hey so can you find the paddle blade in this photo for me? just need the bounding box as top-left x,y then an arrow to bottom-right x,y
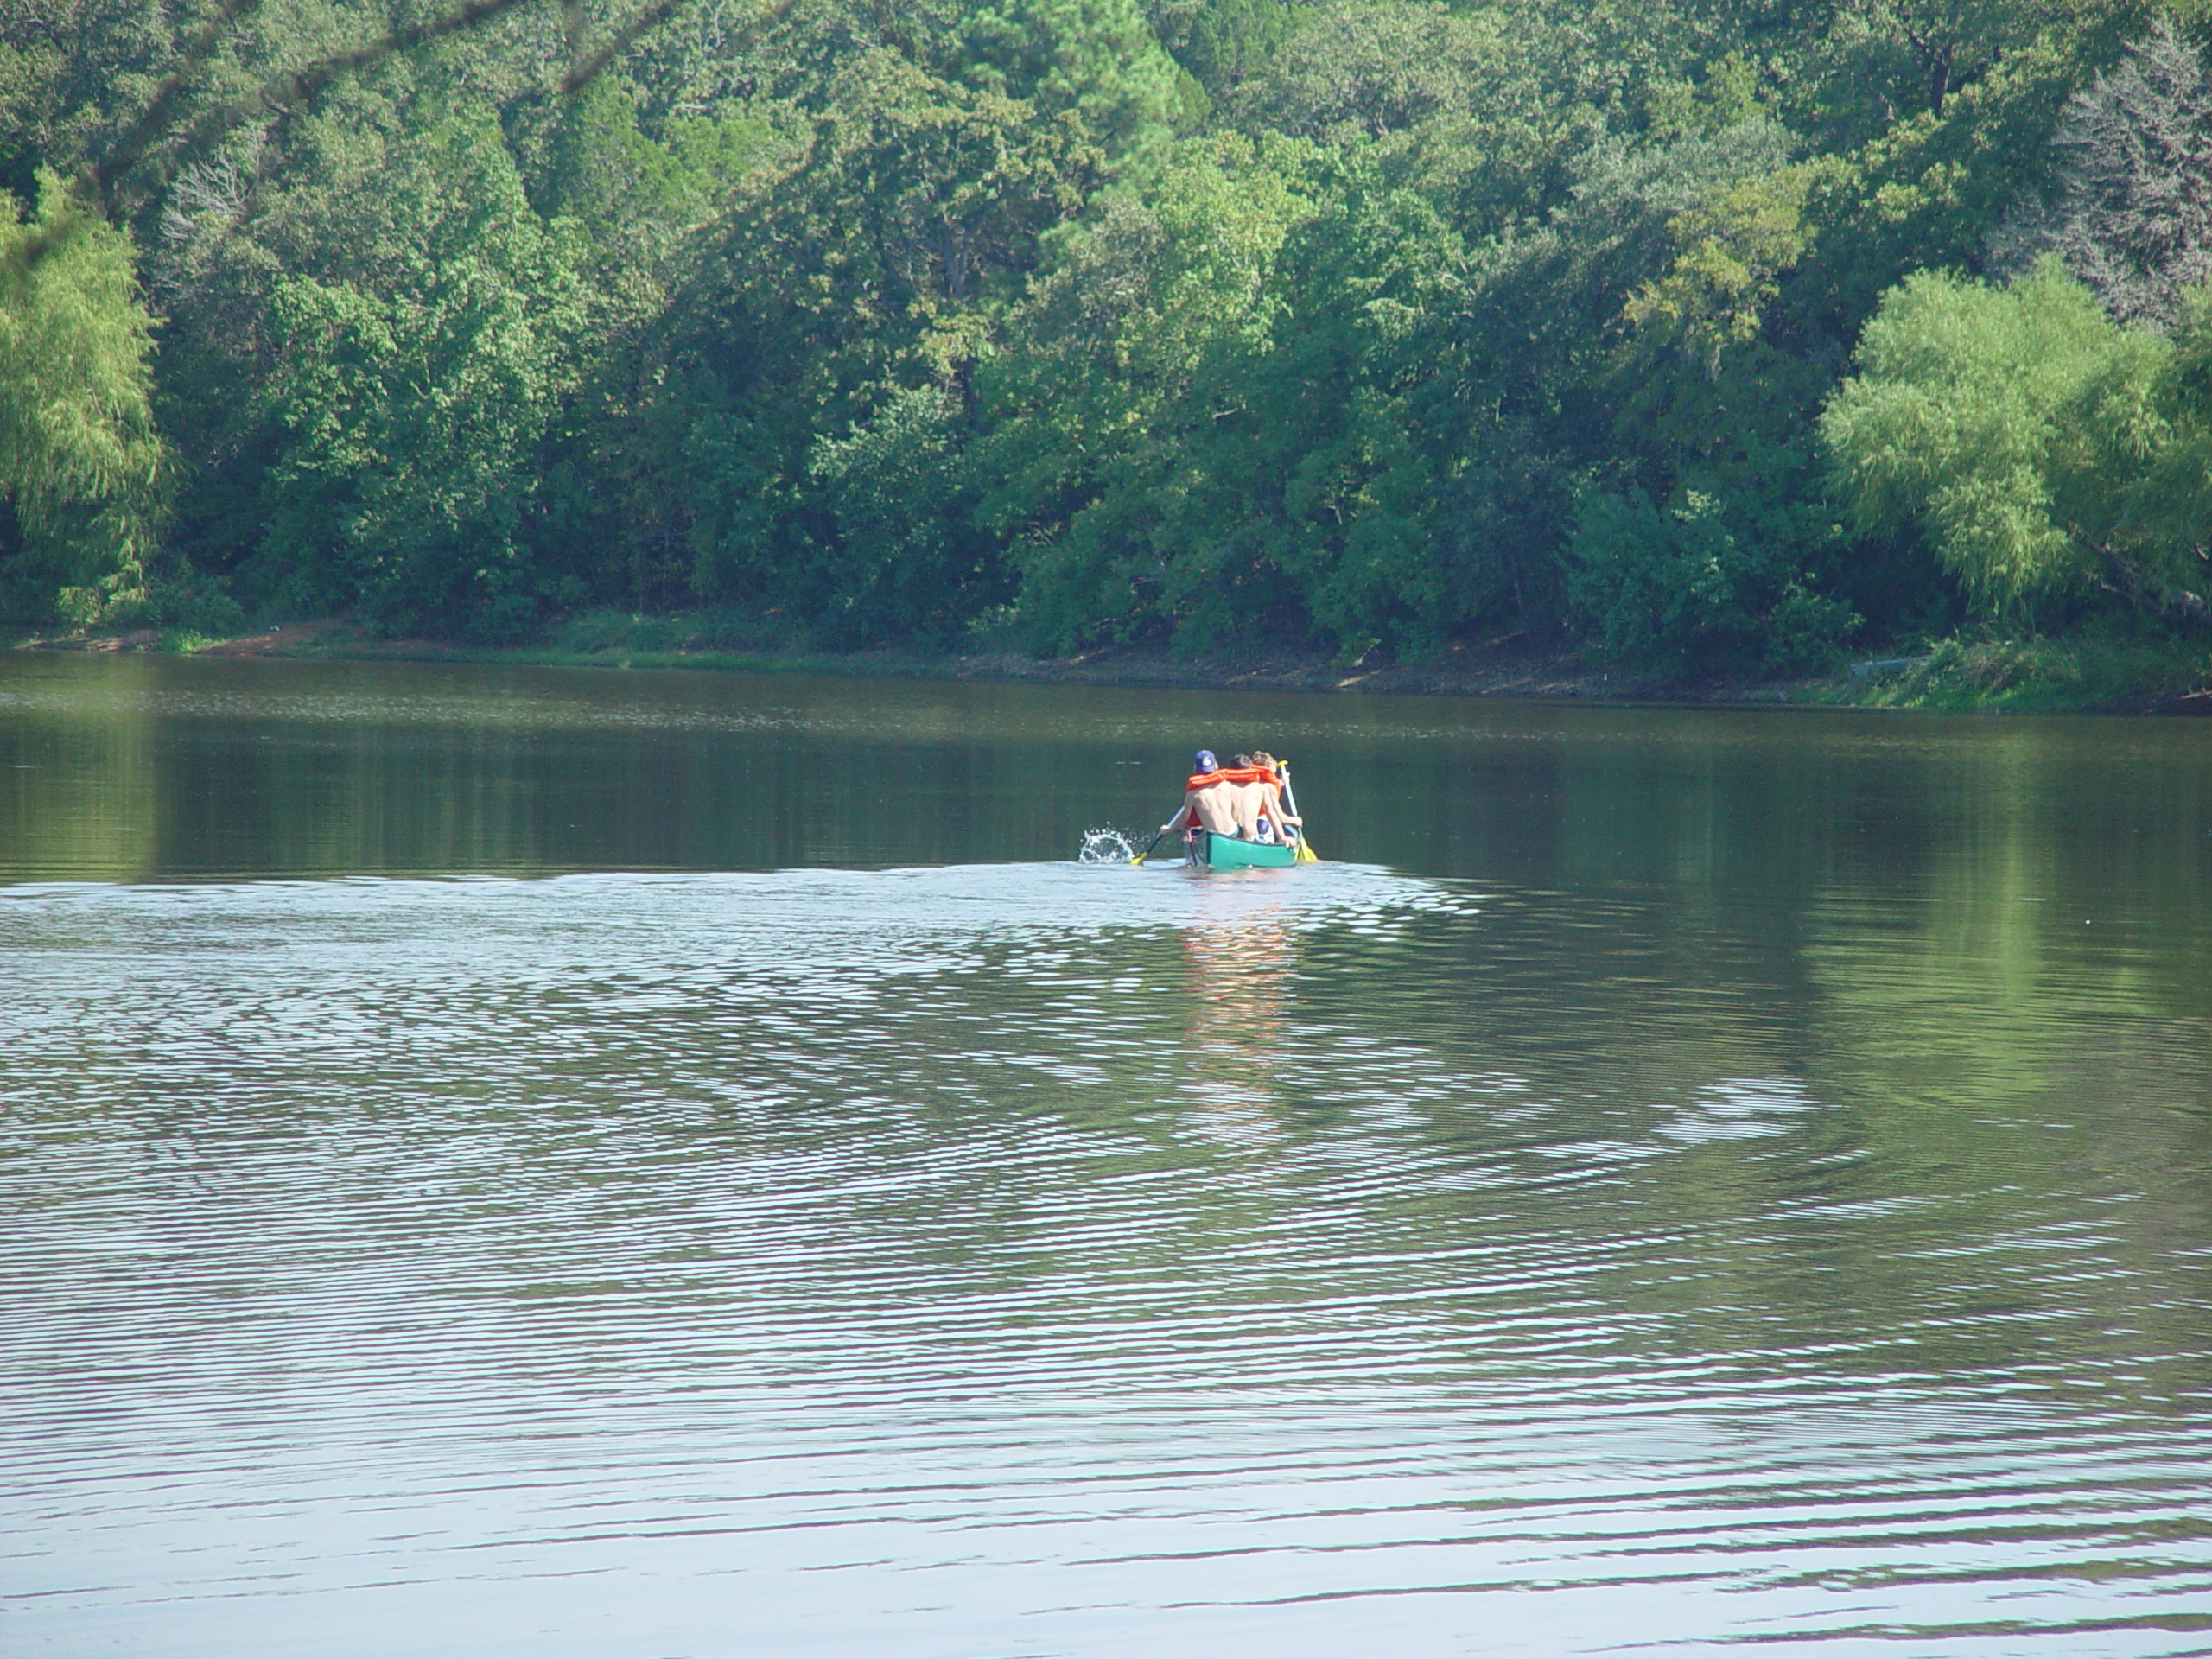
1294,838 -> 1319,863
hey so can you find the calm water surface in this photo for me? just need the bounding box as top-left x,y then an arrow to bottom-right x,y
3,653 -> 2209,1656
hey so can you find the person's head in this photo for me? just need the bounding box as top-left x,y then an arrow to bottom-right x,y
1232,753 -> 1253,769
1193,749 -> 1217,773
1250,750 -> 1277,772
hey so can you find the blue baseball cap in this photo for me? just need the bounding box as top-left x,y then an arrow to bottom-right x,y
1194,749 -> 1217,772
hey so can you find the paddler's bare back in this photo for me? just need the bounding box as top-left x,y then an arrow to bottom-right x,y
1161,749 -> 1300,843
1190,780 -> 1241,835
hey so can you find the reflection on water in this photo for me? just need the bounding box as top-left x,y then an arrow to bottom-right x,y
1181,897 -> 1300,1141
2,654 -> 2210,1657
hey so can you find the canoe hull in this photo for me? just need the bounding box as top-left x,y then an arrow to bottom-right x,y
1195,832 -> 1297,868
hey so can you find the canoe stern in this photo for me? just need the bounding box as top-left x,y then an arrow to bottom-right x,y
1196,832 -> 1298,868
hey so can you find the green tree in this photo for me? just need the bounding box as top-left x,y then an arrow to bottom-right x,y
973,131 -> 1320,652
1820,258 -> 2182,619
964,0 -> 1204,154
652,42 -> 1114,632
1143,0 -> 1296,103
2119,285 -> 2212,559
806,383 -> 989,645
0,172 -> 164,623
1856,0 -> 2076,116
248,112 -> 589,638
1565,488 -> 1859,673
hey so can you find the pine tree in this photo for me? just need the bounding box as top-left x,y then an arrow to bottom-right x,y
1994,18 -> 2212,331
963,0 -> 1200,165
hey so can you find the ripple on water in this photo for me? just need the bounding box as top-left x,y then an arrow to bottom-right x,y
2,867 -> 2209,1658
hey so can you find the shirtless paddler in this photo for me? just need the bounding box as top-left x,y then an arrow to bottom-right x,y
1241,751 -> 1300,842
1161,750 -> 1243,846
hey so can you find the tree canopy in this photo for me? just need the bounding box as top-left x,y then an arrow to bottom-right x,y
5,0 -> 2210,670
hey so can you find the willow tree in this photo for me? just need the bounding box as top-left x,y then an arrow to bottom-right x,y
0,173 -> 164,624
1820,259 -> 2200,623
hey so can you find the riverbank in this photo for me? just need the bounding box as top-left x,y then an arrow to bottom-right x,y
197,619 -> 1704,702
11,613 -> 2212,713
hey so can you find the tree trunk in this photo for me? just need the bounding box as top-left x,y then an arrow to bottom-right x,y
1901,24 -> 1957,118
2101,547 -> 2212,628
1929,42 -> 1955,115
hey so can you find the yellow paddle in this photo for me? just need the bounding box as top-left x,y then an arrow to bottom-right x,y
1128,826 -> 1169,866
1281,766 -> 1319,862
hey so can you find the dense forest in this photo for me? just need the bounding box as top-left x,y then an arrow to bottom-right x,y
6,0 -> 2212,675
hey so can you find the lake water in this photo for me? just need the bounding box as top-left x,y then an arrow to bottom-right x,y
3,652 -> 2209,1657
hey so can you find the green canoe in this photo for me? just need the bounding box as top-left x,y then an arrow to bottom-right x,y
1194,831 -> 1297,868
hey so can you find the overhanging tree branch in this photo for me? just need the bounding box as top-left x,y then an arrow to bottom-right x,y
101,0 -> 540,213
94,0 -> 273,200
7,0 -> 691,278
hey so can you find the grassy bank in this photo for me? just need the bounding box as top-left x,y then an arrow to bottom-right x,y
13,610 -> 2212,714
1805,629 -> 2212,714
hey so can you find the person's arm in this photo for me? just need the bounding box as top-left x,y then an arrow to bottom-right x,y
1162,793 -> 1195,834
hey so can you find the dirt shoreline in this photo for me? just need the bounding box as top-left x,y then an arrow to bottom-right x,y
16,618 -> 2212,713
17,620 -> 1812,704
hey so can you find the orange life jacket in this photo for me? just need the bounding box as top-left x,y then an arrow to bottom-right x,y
1186,766 -> 1279,791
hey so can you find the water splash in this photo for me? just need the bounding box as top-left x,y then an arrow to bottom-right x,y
1077,826 -> 1138,863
